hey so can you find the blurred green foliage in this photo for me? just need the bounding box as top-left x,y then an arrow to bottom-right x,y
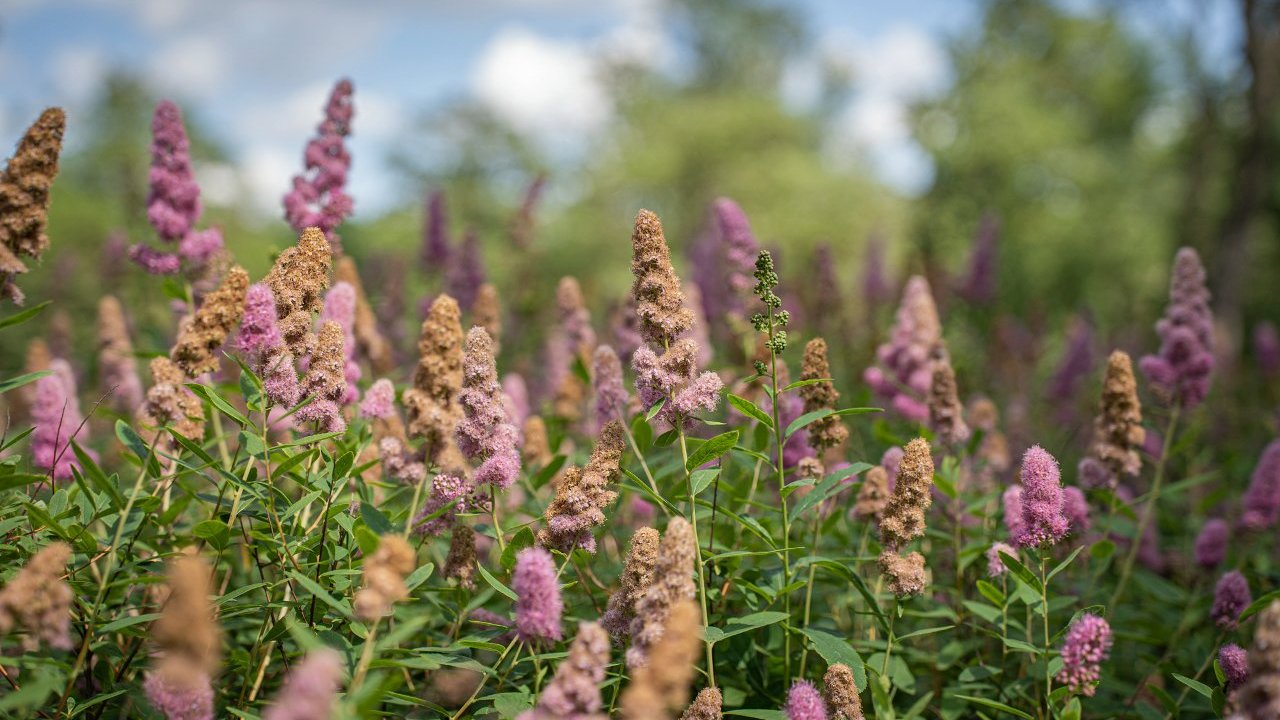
7,0 -> 1278,393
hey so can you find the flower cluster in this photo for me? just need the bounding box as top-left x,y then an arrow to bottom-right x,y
283,79 -> 354,251
1078,351 -> 1145,489
0,107 -> 65,304
864,276 -> 942,422
513,547 -> 563,643
1139,247 -> 1214,408
1055,613 -> 1112,696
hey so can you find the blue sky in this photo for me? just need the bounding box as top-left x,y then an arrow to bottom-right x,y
0,0 -> 1241,218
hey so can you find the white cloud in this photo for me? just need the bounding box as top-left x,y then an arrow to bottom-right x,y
50,46 -> 108,106
472,27 -> 611,142
147,35 -> 230,100
817,24 -> 950,196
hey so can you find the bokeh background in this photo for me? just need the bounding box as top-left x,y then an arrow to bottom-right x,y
1,0 -> 1276,449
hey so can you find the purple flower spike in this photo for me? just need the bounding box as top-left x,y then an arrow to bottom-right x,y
128,243 -> 182,275
1254,321 -> 1280,376
1219,643 -> 1249,690
513,547 -> 563,643
1212,571 -> 1251,631
689,197 -> 760,329
263,648 -> 343,720
283,79 -> 354,250
863,276 -> 941,422
1240,440 -> 1280,530
237,283 -> 282,364
1056,613 -> 1112,696
784,680 -> 829,720
420,189 -> 450,271
1194,518 -> 1229,569
1139,247 -> 1214,409
956,211 -> 999,304
1012,446 -> 1069,549
359,379 -> 396,420
321,281 -> 361,405
444,229 -> 486,311
1063,486 -> 1090,534
146,100 -> 201,243
861,231 -> 892,305
32,359 -> 94,482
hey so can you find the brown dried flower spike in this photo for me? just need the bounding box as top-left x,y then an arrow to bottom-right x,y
823,663 -> 865,720
928,350 -> 970,447
354,535 -> 417,621
538,420 -> 625,553
0,541 -> 73,651
799,337 -> 848,452
0,108 -> 66,305
402,294 -> 465,464
171,266 -> 250,377
620,600 -> 703,720
266,226 -> 333,357
878,437 -> 935,549
1080,350 -> 1145,489
631,209 -> 693,348
601,526 -> 660,638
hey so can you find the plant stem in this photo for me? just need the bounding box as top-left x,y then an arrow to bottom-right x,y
797,512 -> 823,677
767,331 -> 792,680
1040,550 -> 1053,718
679,425 -> 716,688
1110,405 -> 1181,610
350,620 -> 382,692
449,637 -> 521,720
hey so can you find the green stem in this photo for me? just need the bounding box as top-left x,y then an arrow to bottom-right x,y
797,513 -> 823,678
350,621 -> 382,692
449,637 -> 521,720
1110,406 -> 1181,610
768,338 -> 792,680
1164,631 -> 1225,719
1040,551 -> 1053,718
679,426 -> 716,688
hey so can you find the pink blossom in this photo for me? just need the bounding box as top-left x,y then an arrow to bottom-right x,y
263,648 -> 343,720
31,360 -> 93,481
1055,614 -> 1112,696
144,671 -> 214,720
359,379 -> 396,420
283,79 -> 354,250
784,680 -> 828,720
513,547 -> 562,643
1012,446 -> 1069,548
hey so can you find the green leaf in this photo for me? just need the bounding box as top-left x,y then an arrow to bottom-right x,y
704,611 -> 789,644
0,472 -> 47,492
1047,546 -> 1084,583
288,570 -> 352,620
801,628 -> 866,691
115,419 -> 160,476
954,695 -> 1034,719
490,691 -> 535,719
0,370 -> 51,395
501,527 -> 536,570
784,407 -> 881,440
896,624 -> 955,641
98,612 -> 162,634
726,393 -> 773,428
1172,673 -> 1213,699
645,398 -> 666,421
976,579 -> 1006,607
781,377 -> 831,392
0,300 -> 50,331
685,430 -> 739,471
185,383 -> 251,426
1000,637 -> 1040,654
791,463 -> 871,517
1240,589 -> 1280,622
998,551 -> 1042,594
192,519 -> 230,549
689,468 -> 718,498
477,562 -> 518,602
725,712 -> 786,720
360,503 -> 393,535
